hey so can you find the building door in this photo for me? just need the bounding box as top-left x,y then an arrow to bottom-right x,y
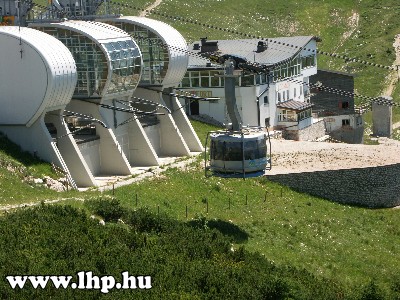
190,100 -> 199,115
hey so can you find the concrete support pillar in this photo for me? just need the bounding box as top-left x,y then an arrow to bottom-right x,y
372,96 -> 393,137
127,119 -> 160,166
163,92 -> 204,152
133,88 -> 191,157
46,110 -> 97,187
66,100 -> 132,176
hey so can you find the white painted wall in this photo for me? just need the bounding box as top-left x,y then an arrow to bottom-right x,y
0,27 -> 76,126
324,115 -> 362,132
77,140 -> 101,176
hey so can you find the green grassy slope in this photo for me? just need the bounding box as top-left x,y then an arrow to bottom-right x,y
144,0 -> 399,103
0,133 -> 81,205
1,124 -> 399,296
93,166 -> 400,290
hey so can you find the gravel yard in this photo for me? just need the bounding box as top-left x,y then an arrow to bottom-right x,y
268,137 -> 400,175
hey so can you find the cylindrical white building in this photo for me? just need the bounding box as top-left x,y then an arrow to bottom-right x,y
0,26 -> 80,187
0,26 -> 77,126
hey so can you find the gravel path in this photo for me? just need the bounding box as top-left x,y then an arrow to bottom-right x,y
268,138 -> 400,175
139,0 -> 162,17
382,34 -> 400,96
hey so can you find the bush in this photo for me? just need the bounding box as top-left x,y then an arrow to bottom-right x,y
0,204 -> 392,299
85,198 -> 126,222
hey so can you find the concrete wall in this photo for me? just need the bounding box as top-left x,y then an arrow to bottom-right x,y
329,126 -> 364,144
163,93 -> 203,152
372,99 -> 392,137
266,164 -> 400,208
77,140 -> 101,176
66,100 -> 131,176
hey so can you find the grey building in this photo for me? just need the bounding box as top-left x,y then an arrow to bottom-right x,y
310,69 -> 364,143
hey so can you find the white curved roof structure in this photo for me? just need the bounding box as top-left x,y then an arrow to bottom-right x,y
100,16 -> 189,88
51,20 -> 133,42
0,26 -> 77,126
29,20 -> 143,100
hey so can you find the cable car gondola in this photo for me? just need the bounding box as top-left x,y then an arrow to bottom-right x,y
205,127 -> 271,178
204,59 -> 271,178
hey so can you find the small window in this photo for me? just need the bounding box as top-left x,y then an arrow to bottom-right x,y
342,119 -> 350,126
278,93 -> 281,102
265,118 -> 270,127
294,88 -> 297,98
286,90 -> 289,100
342,101 -> 349,109
263,96 -> 269,105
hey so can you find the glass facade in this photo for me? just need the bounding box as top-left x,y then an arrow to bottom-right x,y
110,22 -> 169,86
297,108 -> 312,121
270,54 -> 316,82
301,55 -> 316,69
36,27 -> 141,97
104,40 -> 141,94
181,54 -> 315,87
278,108 -> 311,122
271,56 -> 302,82
278,109 -> 297,122
179,70 -> 268,88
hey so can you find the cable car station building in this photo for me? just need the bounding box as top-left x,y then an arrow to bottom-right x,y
0,1 -> 203,188
179,37 -> 326,141
97,16 -> 203,162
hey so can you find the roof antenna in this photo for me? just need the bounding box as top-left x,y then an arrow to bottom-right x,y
15,0 -> 23,58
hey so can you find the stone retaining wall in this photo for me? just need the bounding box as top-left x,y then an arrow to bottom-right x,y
266,163 -> 400,208
283,120 -> 326,141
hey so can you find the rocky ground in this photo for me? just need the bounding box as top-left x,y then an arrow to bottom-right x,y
268,137 -> 400,175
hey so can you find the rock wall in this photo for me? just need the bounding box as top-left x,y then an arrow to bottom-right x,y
283,120 -> 326,141
266,163 -> 400,208
329,126 -> 364,144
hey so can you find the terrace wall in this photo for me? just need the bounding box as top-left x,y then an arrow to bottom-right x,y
266,163 -> 400,208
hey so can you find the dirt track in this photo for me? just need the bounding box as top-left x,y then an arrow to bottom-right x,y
139,0 -> 162,17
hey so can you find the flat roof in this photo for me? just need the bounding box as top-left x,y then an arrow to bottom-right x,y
188,36 -> 318,69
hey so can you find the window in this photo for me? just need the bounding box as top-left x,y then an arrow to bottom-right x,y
111,22 -> 169,86
278,109 -> 297,122
210,71 -> 221,87
181,77 -> 190,87
342,101 -> 349,109
298,109 -> 312,121
294,88 -> 297,98
265,118 -> 270,127
200,71 -> 210,87
342,119 -> 350,126
241,75 -> 255,86
263,96 -> 269,105
301,55 -> 316,69
256,73 -> 267,85
280,90 -> 289,101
